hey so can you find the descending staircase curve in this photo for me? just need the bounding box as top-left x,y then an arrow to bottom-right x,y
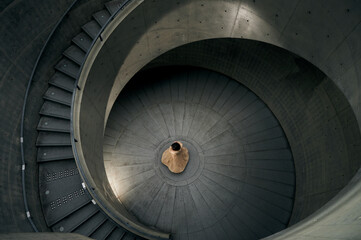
35,1 -> 149,239
3,0 -> 360,239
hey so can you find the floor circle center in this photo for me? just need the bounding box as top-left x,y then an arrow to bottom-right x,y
155,137 -> 204,186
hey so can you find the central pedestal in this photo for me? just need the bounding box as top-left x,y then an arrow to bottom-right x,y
154,137 -> 204,186
161,141 -> 189,173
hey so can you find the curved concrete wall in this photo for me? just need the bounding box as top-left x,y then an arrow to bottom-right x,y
73,0 -> 361,238
1,0 -> 361,239
143,38 -> 361,224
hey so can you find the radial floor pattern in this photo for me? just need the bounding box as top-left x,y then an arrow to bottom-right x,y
103,67 -> 295,240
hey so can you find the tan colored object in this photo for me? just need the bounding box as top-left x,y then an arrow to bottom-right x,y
161,141 -> 189,173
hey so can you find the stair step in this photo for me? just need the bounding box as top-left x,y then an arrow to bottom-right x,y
39,159 -> 89,226
49,72 -> 75,92
123,233 -> 140,240
55,58 -> 79,79
37,146 -> 74,162
40,101 -> 70,119
104,227 -> 126,240
38,117 -> 70,133
72,32 -> 92,52
36,132 -> 71,146
73,211 -> 107,236
105,0 -> 128,15
63,45 -> 86,65
82,20 -> 101,39
90,221 -> 116,240
93,10 -> 111,27
52,202 -> 98,233
44,86 -> 72,106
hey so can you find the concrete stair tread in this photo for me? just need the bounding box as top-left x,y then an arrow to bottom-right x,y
51,202 -> 98,233
82,20 -> 101,39
43,86 -> 72,106
63,45 -> 86,65
93,10 -> 111,27
37,116 -> 70,133
105,227 -> 126,240
37,146 -> 74,162
105,0 -> 128,15
73,211 -> 107,236
36,132 -> 71,146
55,58 -> 79,79
72,32 -> 92,52
89,220 -> 116,240
40,101 -> 70,119
49,72 -> 75,92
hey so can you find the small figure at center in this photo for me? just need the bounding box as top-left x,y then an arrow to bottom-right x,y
161,141 -> 189,173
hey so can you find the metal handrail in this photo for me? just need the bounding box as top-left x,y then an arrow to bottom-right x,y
70,1 -> 169,239
20,0 -> 79,232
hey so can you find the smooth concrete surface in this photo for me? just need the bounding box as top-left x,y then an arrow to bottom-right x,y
143,38 -> 361,225
74,1 -> 361,238
104,67 -> 295,240
0,0 -> 361,239
264,166 -> 361,240
77,33 -> 360,224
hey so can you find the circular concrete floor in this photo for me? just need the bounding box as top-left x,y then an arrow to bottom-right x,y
103,67 -> 295,240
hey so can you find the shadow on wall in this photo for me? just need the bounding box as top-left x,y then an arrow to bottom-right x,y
143,38 -> 361,225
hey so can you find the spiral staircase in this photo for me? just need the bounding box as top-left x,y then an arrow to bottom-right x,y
36,1 -> 145,239
1,0 -> 361,240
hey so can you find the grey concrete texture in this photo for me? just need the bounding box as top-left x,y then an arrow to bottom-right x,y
103,67 -> 295,239
0,0 -> 123,233
145,38 -> 361,226
0,233 -> 93,240
0,0 -> 361,239
74,0 -> 361,237
79,32 -> 361,236
0,0 -> 74,232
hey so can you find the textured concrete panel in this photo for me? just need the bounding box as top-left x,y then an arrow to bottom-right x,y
104,67 -> 295,239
